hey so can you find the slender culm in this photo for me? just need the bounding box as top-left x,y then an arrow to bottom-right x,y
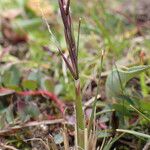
58,0 -> 85,149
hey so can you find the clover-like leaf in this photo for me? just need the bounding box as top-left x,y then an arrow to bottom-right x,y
105,65 -> 150,99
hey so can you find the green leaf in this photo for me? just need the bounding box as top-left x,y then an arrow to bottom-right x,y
28,70 -> 43,84
140,73 -> 148,96
6,85 -> 22,91
0,113 -> 6,129
17,100 -> 39,121
25,102 -> 40,118
112,104 -> 130,116
116,129 -> 150,139
28,70 -> 40,80
6,106 -> 14,124
22,80 -> 38,90
103,133 -> 124,150
2,65 -> 21,87
117,95 -> 135,105
140,98 -> 150,112
40,78 -> 54,92
105,65 -> 150,99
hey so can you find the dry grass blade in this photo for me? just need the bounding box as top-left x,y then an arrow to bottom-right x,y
0,142 -> 18,150
25,138 -> 50,150
48,135 -> 58,150
62,125 -> 69,150
143,141 -> 150,150
87,131 -> 97,150
0,119 -> 65,136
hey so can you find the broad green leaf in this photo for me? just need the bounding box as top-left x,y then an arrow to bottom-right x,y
140,98 -> 150,112
6,85 -> 22,91
0,113 -> 6,129
40,78 -> 54,92
22,80 -> 38,90
112,104 -> 130,116
17,100 -> 39,122
0,102 -> 5,113
117,95 -> 135,105
28,70 -> 43,84
2,65 -> 21,87
25,102 -> 39,118
105,65 -> 150,99
6,106 -> 14,124
2,71 -> 12,86
9,65 -> 21,85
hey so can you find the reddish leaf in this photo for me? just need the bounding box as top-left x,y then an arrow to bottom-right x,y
0,88 -> 15,96
17,90 -> 65,113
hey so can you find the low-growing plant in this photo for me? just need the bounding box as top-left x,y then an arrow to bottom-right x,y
48,0 -> 86,149
46,0 -> 150,149
44,0 -> 104,149
0,0 -> 150,149
57,0 -> 91,149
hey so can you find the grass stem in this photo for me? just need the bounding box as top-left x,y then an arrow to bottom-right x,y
74,79 -> 85,149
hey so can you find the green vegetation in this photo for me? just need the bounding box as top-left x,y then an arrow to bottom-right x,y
0,0 -> 150,149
